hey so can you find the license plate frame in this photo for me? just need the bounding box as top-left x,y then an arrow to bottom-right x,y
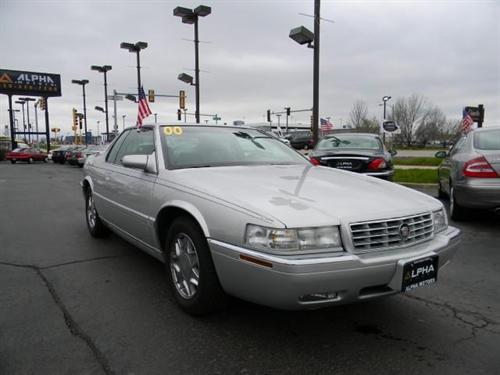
401,255 -> 439,292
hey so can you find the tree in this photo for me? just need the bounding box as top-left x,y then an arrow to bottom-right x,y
390,94 -> 428,146
415,106 -> 446,146
349,100 -> 368,129
437,119 -> 462,147
358,116 -> 380,134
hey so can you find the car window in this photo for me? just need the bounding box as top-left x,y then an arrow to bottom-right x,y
316,135 -> 382,150
106,130 -> 131,163
474,130 -> 500,150
114,128 -> 155,165
450,136 -> 467,155
161,126 -> 307,169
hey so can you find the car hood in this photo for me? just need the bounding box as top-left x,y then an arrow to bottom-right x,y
163,164 -> 441,228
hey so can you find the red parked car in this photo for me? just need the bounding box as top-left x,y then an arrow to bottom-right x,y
6,148 -> 48,164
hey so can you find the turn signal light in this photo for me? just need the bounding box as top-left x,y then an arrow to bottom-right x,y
463,156 -> 498,178
310,157 -> 321,166
367,158 -> 386,171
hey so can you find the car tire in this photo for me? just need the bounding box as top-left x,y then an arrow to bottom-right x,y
450,185 -> 466,221
43,158 -> 48,163
85,189 -> 109,238
164,216 -> 227,315
10,160 -> 16,164
28,157 -> 33,164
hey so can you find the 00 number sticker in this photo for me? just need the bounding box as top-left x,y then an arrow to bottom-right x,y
163,126 -> 183,136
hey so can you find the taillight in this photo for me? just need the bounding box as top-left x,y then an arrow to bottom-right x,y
463,156 -> 498,178
76,152 -> 82,158
310,157 -> 321,166
367,158 -> 386,171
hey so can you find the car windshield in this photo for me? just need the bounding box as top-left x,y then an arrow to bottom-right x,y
160,126 -> 307,169
316,134 -> 382,150
12,148 -> 28,152
474,129 -> 500,150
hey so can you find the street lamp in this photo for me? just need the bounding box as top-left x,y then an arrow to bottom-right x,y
91,65 -> 112,142
289,0 -> 321,146
173,4 -> 212,124
122,114 -> 126,130
120,41 -> 148,103
382,96 -> 391,119
19,97 -> 36,143
96,120 -> 100,144
125,94 -> 137,103
95,106 -> 105,113
15,100 -> 26,141
72,79 -> 89,146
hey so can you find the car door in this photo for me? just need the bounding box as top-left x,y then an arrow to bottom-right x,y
445,135 -> 468,193
98,127 -> 158,247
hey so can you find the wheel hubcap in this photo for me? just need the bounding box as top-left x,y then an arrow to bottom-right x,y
170,233 -> 200,300
87,194 -> 97,228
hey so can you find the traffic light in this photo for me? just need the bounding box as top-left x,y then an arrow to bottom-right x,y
148,89 -> 155,103
39,98 -> 46,110
177,109 -> 182,121
267,110 -> 271,122
286,107 -> 291,116
72,108 -> 78,131
179,90 -> 186,110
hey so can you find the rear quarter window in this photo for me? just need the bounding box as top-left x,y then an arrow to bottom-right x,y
474,130 -> 500,150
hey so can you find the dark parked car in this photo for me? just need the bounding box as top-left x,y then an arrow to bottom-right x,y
66,146 -> 86,166
436,127 -> 500,220
6,148 -> 48,164
309,133 -> 396,180
286,131 -> 313,149
51,146 -> 73,164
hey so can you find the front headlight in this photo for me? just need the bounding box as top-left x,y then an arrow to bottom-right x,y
245,224 -> 343,254
433,208 -> 448,233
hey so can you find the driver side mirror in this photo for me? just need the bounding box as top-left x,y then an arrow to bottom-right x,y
435,150 -> 447,159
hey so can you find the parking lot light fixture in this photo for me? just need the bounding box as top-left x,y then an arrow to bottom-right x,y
72,79 -> 89,146
120,41 -> 148,102
173,4 -> 212,124
178,73 -> 194,85
95,106 -> 105,113
289,26 -> 314,47
91,65 -> 112,142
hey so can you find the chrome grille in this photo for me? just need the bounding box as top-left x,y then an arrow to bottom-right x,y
350,213 -> 433,253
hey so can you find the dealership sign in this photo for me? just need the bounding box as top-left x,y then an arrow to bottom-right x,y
0,69 -> 62,97
382,120 -> 399,133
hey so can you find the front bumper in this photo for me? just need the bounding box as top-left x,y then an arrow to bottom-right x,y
209,226 -> 461,310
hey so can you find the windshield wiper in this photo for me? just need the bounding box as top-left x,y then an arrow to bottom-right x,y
234,131 -> 265,149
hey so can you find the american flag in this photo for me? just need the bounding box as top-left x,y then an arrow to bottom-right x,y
137,86 -> 152,128
462,108 -> 474,133
320,118 -> 333,133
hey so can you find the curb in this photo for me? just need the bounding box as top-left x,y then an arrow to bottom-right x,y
397,182 -> 438,188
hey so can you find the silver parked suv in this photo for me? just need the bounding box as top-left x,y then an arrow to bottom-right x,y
436,127 -> 500,220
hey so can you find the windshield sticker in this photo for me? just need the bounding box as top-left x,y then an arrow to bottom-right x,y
164,126 -> 183,136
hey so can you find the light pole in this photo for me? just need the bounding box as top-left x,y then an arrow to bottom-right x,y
120,41 -> 148,104
72,79 -> 89,146
91,65 -> 112,143
174,5 -> 212,124
19,97 -> 36,143
96,121 -> 100,144
15,100 -> 26,142
289,0 -> 321,146
382,95 -> 391,143
154,113 -> 158,123
122,114 -> 126,130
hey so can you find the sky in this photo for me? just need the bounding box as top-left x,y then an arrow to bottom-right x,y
1,0 -> 499,137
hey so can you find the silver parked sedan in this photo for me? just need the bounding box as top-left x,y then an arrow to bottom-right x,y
436,127 -> 500,220
82,124 -> 461,315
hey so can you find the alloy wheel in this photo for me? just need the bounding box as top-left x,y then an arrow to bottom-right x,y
170,233 -> 200,300
87,194 -> 97,229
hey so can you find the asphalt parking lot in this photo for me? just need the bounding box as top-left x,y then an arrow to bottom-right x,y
1,162 -> 499,375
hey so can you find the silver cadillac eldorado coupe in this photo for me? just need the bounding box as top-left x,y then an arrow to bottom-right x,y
82,124 -> 461,315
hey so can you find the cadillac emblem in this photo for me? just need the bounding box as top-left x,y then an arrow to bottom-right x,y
399,224 -> 410,241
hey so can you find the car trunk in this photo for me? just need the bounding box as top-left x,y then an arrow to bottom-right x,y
313,151 -> 384,173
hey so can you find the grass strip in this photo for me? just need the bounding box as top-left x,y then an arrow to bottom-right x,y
393,168 -> 438,184
394,157 -> 442,166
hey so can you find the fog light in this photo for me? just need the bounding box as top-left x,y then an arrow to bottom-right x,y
299,292 -> 339,303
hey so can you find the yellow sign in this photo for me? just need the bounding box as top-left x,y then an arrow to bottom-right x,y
163,126 -> 183,136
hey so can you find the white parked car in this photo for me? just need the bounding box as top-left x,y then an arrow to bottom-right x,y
82,124 -> 461,315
